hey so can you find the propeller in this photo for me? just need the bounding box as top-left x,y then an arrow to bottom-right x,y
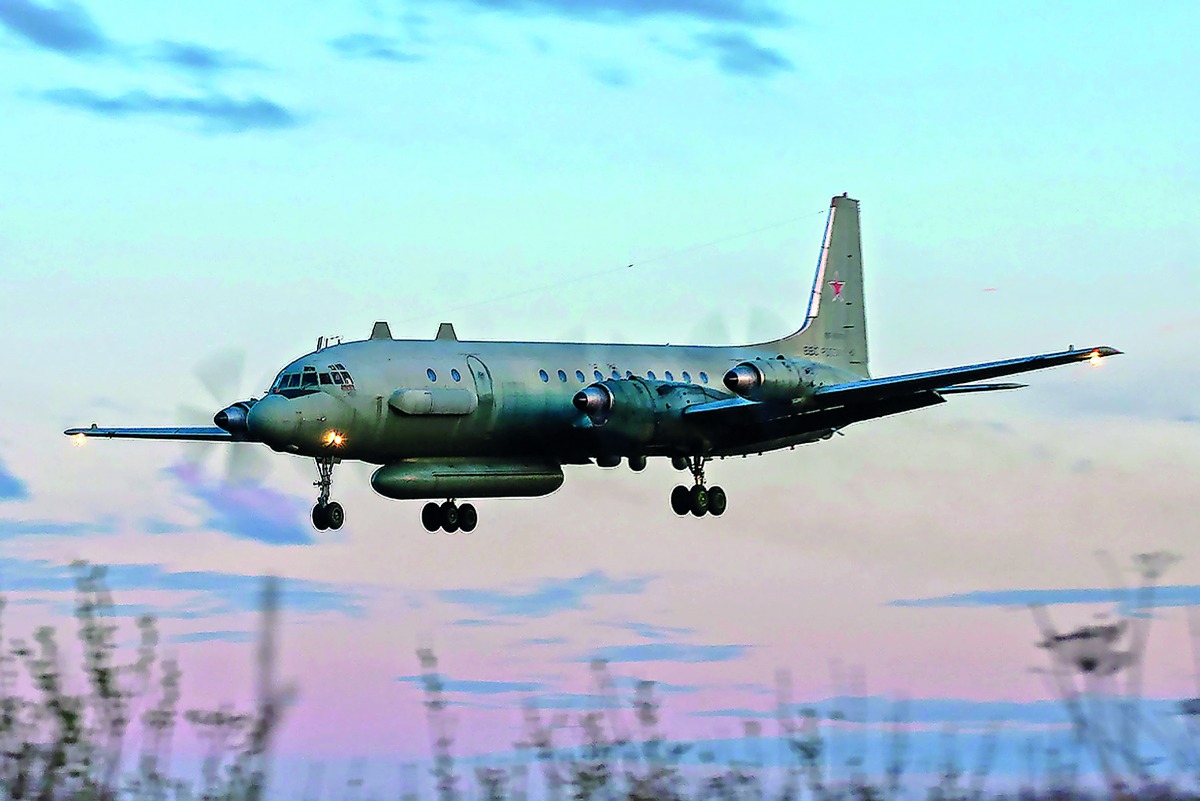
179,347 -> 273,484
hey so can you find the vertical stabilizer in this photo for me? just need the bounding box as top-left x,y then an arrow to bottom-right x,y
768,194 -> 869,378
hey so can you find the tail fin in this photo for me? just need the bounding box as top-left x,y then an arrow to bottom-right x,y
768,193 -> 869,378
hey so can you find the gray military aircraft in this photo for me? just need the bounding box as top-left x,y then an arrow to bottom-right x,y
66,194 -> 1119,533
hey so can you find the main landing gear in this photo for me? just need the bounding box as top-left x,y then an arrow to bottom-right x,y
311,456 -> 345,531
670,456 -> 727,518
422,500 -> 477,534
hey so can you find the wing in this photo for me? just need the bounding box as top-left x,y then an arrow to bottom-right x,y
809,346 -> 1119,407
65,425 -> 234,442
684,345 -> 1120,428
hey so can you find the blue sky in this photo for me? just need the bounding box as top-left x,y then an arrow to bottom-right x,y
0,0 -> 1198,794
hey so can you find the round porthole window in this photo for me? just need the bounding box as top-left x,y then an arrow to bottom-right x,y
557,370 -> 567,382
451,368 -> 461,382
665,371 -> 674,381
699,371 -> 708,384
647,370 -> 656,380
539,369 -> 549,382
426,368 -> 437,382
682,371 -> 691,383
576,370 -> 586,382
594,370 -> 603,382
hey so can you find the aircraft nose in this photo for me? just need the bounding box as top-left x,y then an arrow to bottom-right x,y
246,394 -> 296,449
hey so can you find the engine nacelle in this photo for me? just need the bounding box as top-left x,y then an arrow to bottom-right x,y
573,378 -> 724,448
213,399 -> 258,440
723,358 -> 813,403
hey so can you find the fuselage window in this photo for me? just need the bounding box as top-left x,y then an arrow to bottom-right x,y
682,371 -> 691,383
319,373 -> 332,385
625,370 -> 634,379
699,371 -> 709,384
594,370 -> 603,382
664,371 -> 674,381
539,369 -> 549,383
451,368 -> 461,382
427,368 -> 437,382
557,370 -> 567,382
647,370 -> 656,380
576,370 -> 585,383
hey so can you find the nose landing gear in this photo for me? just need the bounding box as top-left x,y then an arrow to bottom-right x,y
422,500 -> 477,533
311,456 -> 345,531
670,456 -> 726,518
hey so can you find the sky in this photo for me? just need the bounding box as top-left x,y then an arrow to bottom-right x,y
1,0 -> 1198,796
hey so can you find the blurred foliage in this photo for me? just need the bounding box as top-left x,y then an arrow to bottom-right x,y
0,563 -> 1196,800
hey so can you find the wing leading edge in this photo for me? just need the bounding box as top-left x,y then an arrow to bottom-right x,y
65,425 -> 235,442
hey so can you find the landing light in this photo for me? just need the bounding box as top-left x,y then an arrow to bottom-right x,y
323,430 -> 346,448
1089,349 -> 1102,366
72,433 -> 86,447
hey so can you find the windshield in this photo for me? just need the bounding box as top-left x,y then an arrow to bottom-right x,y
270,363 -> 356,398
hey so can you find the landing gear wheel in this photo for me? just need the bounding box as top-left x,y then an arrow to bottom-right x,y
325,501 -> 345,530
312,503 -> 330,531
421,502 -> 441,532
707,486 -> 727,517
670,485 -> 691,516
458,503 -> 478,533
689,484 -> 709,517
628,455 -> 647,472
671,456 -> 689,471
440,501 -> 460,533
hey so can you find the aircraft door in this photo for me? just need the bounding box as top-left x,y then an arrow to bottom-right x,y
466,355 -> 494,422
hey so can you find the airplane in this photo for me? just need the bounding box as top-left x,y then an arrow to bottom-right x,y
66,194 -> 1120,533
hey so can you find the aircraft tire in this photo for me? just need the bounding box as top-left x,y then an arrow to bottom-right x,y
670,485 -> 691,516
440,501 -> 460,533
689,485 -> 709,517
311,503 -> 330,531
458,503 -> 478,533
628,455 -> 647,472
708,486 -> 727,516
421,502 -> 441,532
671,456 -> 689,471
326,501 -> 345,530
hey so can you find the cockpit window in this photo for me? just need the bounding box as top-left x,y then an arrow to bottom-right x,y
285,374 -> 300,389
331,372 -> 344,385
301,369 -> 318,389
319,373 -> 332,385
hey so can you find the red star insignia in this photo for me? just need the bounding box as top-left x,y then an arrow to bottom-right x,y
829,279 -> 846,300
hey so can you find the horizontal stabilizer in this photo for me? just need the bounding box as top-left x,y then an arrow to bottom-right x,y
65,426 -> 234,442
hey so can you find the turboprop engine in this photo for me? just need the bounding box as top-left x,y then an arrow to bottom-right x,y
723,358 -> 814,404
572,378 -> 724,448
213,399 -> 259,440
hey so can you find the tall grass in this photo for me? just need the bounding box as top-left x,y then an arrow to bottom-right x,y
0,562 -> 1196,800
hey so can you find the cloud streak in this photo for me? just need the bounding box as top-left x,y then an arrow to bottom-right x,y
150,40 -> 260,74
890,584 -> 1200,612
0,517 -> 115,538
397,675 -> 547,695
0,0 -> 109,55
164,462 -> 312,542
40,89 -> 301,134
438,570 -> 652,618
694,31 -> 792,77
328,34 -> 421,63
0,458 -> 29,501
447,0 -> 786,26
0,557 -> 363,617
580,642 -> 748,663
